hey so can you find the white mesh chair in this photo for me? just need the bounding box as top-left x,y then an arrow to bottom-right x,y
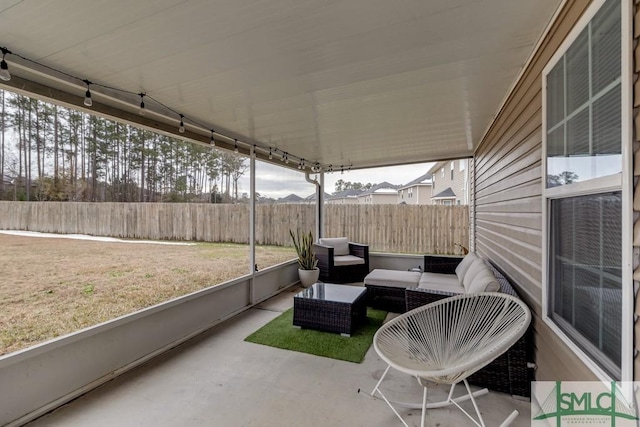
370,292 -> 531,427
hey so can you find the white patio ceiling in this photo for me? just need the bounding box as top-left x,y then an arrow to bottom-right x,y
0,0 -> 561,170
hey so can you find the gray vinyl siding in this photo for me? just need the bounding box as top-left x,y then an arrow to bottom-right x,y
473,0 -> 597,381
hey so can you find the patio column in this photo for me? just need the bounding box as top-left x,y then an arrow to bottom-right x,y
249,145 -> 256,304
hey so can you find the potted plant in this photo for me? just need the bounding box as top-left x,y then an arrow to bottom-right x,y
289,228 -> 319,287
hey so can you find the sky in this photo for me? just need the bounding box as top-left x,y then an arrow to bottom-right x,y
239,161 -> 435,200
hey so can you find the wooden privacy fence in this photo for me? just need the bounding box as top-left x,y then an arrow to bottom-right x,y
0,202 -> 468,254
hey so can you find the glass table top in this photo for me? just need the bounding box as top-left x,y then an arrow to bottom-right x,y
294,283 -> 366,304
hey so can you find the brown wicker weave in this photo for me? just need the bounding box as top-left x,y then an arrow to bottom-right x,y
293,284 -> 367,336
365,284 -> 407,313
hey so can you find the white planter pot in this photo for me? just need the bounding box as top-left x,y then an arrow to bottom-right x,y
298,268 -> 320,287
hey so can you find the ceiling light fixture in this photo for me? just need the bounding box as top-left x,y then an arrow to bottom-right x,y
0,47 -> 11,81
83,80 -> 93,107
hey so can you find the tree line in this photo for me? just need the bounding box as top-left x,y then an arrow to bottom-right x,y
0,90 -> 248,203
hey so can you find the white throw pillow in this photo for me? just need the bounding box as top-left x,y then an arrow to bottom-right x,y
467,269 -> 500,293
462,259 -> 488,293
319,237 -> 350,256
454,252 -> 478,284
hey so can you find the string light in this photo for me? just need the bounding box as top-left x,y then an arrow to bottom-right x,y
234,139 -> 239,153
297,161 -> 302,170
83,80 -> 93,107
341,165 -> 344,174
0,47 -> 11,81
138,93 -> 146,116
0,45 -> 333,172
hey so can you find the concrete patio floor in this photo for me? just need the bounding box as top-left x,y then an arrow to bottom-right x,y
27,285 -> 532,427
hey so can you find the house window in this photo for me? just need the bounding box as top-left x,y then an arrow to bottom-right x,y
450,162 -> 454,180
543,0 -> 627,380
549,192 -> 622,376
546,0 -> 622,187
459,159 -> 466,171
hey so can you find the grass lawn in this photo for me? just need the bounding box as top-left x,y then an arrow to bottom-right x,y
0,234 -> 295,356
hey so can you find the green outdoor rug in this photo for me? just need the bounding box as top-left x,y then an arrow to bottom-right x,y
244,308 -> 387,363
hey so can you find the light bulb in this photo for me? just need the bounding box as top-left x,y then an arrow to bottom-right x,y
84,89 -> 92,107
210,131 -> 215,146
234,140 -> 239,153
0,59 -> 10,81
178,115 -> 185,133
269,149 -> 273,160
138,94 -> 146,116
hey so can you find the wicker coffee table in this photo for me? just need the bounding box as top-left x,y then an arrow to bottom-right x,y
293,283 -> 367,336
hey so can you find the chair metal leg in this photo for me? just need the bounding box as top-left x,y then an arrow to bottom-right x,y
369,365 -> 410,427
369,367 -> 519,427
421,386 -> 428,427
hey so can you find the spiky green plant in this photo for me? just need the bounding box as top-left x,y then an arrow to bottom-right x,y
289,228 -> 318,270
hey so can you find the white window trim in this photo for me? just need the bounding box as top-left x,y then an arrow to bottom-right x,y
541,0 -> 633,383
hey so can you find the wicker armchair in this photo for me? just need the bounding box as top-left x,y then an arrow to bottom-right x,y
313,237 -> 369,283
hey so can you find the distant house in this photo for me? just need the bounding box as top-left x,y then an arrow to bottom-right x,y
397,172 -> 433,205
428,159 -> 469,205
357,182 -> 399,205
305,192 -> 332,204
326,189 -> 363,205
277,193 -> 305,203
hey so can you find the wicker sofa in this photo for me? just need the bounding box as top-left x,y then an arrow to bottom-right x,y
364,254 -> 532,397
365,253 -> 499,313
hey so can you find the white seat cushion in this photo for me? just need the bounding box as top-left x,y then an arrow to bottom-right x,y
455,252 -> 479,284
334,255 -> 365,266
417,280 -> 465,294
319,237 -> 350,256
466,269 -> 501,293
419,272 -> 460,288
364,269 -> 422,288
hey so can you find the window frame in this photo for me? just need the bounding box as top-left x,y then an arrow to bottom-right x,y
541,0 -> 633,382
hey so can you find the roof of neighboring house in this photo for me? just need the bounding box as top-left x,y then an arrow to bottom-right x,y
305,192 -> 332,201
360,182 -> 399,196
329,189 -> 364,200
278,193 -> 304,203
432,187 -> 457,199
398,172 -> 432,190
